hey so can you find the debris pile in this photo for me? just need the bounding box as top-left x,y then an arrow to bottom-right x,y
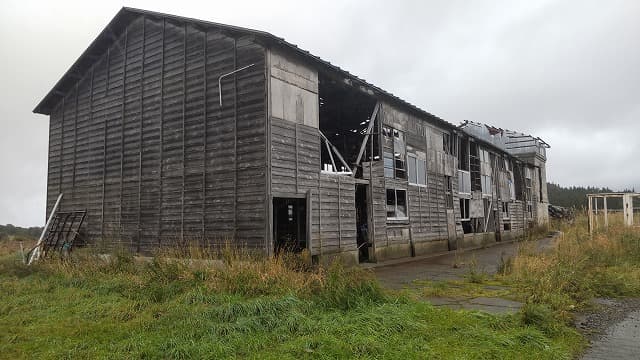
548,204 -> 574,220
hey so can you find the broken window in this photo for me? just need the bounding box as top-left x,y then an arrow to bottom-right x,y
443,133 -> 451,154
524,166 -> 533,201
513,163 -> 524,201
470,142 -> 481,191
383,126 -> 406,179
501,202 -> 510,219
457,137 -> 469,171
445,176 -> 454,209
538,167 -> 543,202
459,198 -> 470,221
386,188 -> 408,220
393,129 -> 406,179
408,153 -> 427,186
480,149 -> 490,164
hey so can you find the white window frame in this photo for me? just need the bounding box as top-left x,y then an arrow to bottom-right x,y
481,175 -> 492,196
407,153 -> 427,187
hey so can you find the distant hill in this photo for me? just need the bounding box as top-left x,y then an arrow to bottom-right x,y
0,224 -> 43,241
548,183 -> 635,209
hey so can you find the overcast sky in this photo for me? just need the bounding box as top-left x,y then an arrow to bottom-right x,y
1,0 -> 638,226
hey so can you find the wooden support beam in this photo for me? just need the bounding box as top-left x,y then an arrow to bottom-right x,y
594,196 -> 599,228
233,37 -> 238,242
59,97 -> 65,209
588,195 -> 593,235
158,19 -> 166,246
324,135 -> 337,171
319,130 -> 353,174
181,23 -> 187,244
72,84 -> 78,209
603,196 -> 608,228
119,27 -> 129,242
137,17 -> 146,253
202,30 -> 208,244
352,101 -> 380,175
623,194 -> 634,227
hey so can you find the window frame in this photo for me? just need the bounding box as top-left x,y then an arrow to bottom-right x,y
501,202 -> 510,220
383,125 -> 407,180
407,153 -> 427,187
481,175 -> 492,196
459,198 -> 470,221
445,175 -> 454,209
386,188 -> 409,221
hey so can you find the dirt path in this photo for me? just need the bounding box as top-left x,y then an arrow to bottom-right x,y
369,233 -> 558,313
371,233 -> 558,288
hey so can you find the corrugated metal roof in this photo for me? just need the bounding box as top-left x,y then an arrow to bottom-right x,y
33,7 -> 455,130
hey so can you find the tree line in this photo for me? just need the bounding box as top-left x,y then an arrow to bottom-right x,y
548,182 -> 636,209
0,224 -> 43,241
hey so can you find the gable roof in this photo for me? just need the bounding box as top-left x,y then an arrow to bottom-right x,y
34,7 -> 454,130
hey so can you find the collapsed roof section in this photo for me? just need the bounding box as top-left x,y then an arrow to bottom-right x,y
33,7 -> 453,132
458,120 -> 550,162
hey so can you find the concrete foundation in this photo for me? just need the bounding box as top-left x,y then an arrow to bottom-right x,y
374,243 -> 412,262
413,239 -> 449,257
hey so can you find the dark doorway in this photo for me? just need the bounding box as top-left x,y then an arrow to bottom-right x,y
355,184 -> 371,262
273,198 -> 307,253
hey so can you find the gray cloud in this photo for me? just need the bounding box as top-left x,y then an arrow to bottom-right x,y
1,0 -> 638,226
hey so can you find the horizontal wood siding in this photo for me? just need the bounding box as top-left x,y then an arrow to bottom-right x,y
270,117 -> 358,255
45,15 -> 267,253
315,174 -> 357,254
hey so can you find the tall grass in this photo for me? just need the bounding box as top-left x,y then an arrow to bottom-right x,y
500,213 -> 640,320
0,238 -> 581,359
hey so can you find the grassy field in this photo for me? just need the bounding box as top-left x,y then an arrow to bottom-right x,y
1,217 -> 638,359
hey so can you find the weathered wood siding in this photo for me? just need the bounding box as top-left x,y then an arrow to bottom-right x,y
315,174 -> 357,254
270,119 -> 320,195
46,15 -> 267,253
372,101 -> 460,260
268,48 -> 357,257
269,118 -> 357,256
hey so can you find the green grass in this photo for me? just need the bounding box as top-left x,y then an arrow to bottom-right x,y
0,243 -> 582,359
499,215 -> 640,319
407,215 -> 640,358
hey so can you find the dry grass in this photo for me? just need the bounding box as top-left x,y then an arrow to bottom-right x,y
499,213 -> 640,320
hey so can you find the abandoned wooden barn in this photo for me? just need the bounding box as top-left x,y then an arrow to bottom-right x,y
34,8 -> 550,263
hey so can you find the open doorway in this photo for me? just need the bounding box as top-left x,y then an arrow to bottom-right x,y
273,198 -> 307,253
355,184 -> 371,262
